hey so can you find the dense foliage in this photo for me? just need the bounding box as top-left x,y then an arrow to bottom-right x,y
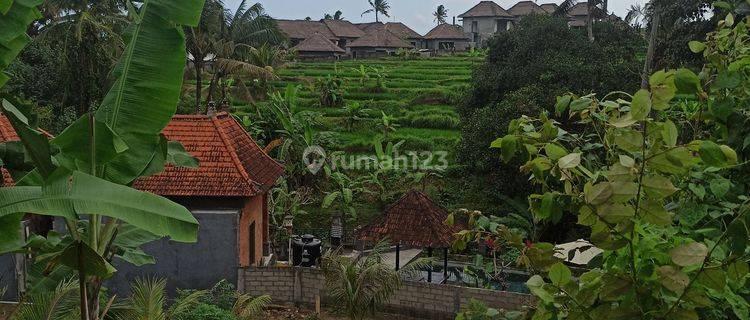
456,16 -> 644,241
452,12 -> 750,318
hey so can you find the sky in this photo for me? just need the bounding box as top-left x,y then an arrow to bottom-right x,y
226,0 -> 644,35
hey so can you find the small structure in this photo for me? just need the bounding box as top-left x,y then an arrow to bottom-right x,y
540,3 -> 559,14
322,19 -> 365,50
554,239 -> 603,266
458,1 -> 515,46
359,190 -> 463,283
359,22 -> 424,49
565,2 -> 608,28
424,24 -> 470,53
508,1 -> 549,18
291,33 -> 346,60
276,19 -> 337,47
347,27 -> 413,58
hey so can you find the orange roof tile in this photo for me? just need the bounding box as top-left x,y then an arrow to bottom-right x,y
0,113 -> 284,197
133,112 -> 284,197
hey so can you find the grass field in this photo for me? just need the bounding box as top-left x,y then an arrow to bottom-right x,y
232,56 -> 482,162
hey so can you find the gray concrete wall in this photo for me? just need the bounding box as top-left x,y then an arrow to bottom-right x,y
426,39 -> 471,53
106,211 -> 239,296
0,254 -> 19,301
241,267 -> 533,319
461,17 -> 512,47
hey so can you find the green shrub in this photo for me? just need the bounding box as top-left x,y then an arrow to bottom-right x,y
172,303 -> 237,320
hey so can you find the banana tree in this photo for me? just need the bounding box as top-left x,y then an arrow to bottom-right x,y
0,0 -> 206,319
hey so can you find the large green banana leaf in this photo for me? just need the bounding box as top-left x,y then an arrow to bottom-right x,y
0,0 -> 42,88
96,0 -> 205,185
0,169 -> 199,243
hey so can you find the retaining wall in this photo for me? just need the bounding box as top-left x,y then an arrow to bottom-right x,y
240,267 -> 533,319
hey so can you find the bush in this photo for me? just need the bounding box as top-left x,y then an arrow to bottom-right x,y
462,15 -> 643,114
172,303 -> 237,320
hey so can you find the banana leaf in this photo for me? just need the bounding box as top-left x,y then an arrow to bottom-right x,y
0,0 -> 43,87
95,0 -> 205,184
0,169 -> 199,242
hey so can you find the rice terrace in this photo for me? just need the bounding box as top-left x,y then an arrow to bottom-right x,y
1,0 -> 749,320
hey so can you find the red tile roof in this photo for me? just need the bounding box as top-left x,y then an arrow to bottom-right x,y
133,112 -> 284,197
358,190 -> 464,247
0,113 -> 284,197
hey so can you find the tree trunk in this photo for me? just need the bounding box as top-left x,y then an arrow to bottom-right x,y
587,3 -> 595,42
375,10 -> 379,22
204,72 -> 221,114
194,60 -> 203,115
641,5 -> 661,89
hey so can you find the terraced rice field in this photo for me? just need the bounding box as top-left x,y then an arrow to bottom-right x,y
233,56 -> 482,163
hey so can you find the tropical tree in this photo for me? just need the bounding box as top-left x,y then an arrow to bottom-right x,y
334,10 -> 344,20
625,3 -> 647,29
377,111 -> 399,138
433,5 -> 448,25
361,0 -> 390,23
0,1 -> 206,319
322,170 -> 363,244
321,240 -> 430,320
186,0 -> 284,113
342,101 -> 372,131
556,0 -> 608,42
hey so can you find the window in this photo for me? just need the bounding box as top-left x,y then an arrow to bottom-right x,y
471,21 -> 478,33
496,19 -> 507,32
439,42 -> 455,50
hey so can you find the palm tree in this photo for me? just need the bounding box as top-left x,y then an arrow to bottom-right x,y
342,101 -> 372,131
322,240 -> 430,320
555,0 -> 608,42
361,0 -> 390,22
433,5 -> 448,25
625,4 -> 646,29
186,1 -> 284,114
35,0 -> 128,117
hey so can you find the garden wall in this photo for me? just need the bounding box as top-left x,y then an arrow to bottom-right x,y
239,267 -> 533,319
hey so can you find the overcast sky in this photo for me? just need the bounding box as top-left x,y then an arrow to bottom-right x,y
226,0 -> 644,35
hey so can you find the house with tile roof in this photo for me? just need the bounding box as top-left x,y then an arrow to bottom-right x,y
0,112 -> 284,294
348,27 -> 413,58
277,18 -> 423,58
291,33 -> 346,60
357,22 -> 424,48
458,1 -> 515,46
458,1 -> 558,47
424,23 -> 471,53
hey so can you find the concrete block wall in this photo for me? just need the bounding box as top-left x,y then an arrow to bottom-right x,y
241,267 -> 532,319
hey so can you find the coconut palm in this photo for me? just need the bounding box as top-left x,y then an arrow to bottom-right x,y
361,0 -> 390,22
433,5 -> 448,25
625,3 -> 647,29
555,0 -> 608,42
11,278 -> 79,320
186,0 -> 284,113
322,240 -> 430,320
34,0 -> 128,117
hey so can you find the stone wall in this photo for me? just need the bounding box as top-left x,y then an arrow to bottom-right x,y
240,267 -> 532,319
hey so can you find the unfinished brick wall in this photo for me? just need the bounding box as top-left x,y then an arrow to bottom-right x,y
240,267 -> 532,319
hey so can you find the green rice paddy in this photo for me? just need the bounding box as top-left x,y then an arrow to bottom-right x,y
233,56 -> 482,165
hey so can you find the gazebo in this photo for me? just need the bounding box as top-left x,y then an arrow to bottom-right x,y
358,190 -> 463,283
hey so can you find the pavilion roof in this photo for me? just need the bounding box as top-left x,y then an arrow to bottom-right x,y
358,190 -> 463,247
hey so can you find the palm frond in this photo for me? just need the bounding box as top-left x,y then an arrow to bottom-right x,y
124,277 -> 167,320
167,289 -> 207,317
232,293 -> 271,319
554,0 -> 578,16
13,277 -> 79,320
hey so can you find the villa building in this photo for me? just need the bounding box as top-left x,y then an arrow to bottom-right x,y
0,112 -> 285,295
424,24 -> 471,53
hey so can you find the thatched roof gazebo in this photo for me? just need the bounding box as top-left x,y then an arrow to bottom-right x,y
359,190 -> 463,283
